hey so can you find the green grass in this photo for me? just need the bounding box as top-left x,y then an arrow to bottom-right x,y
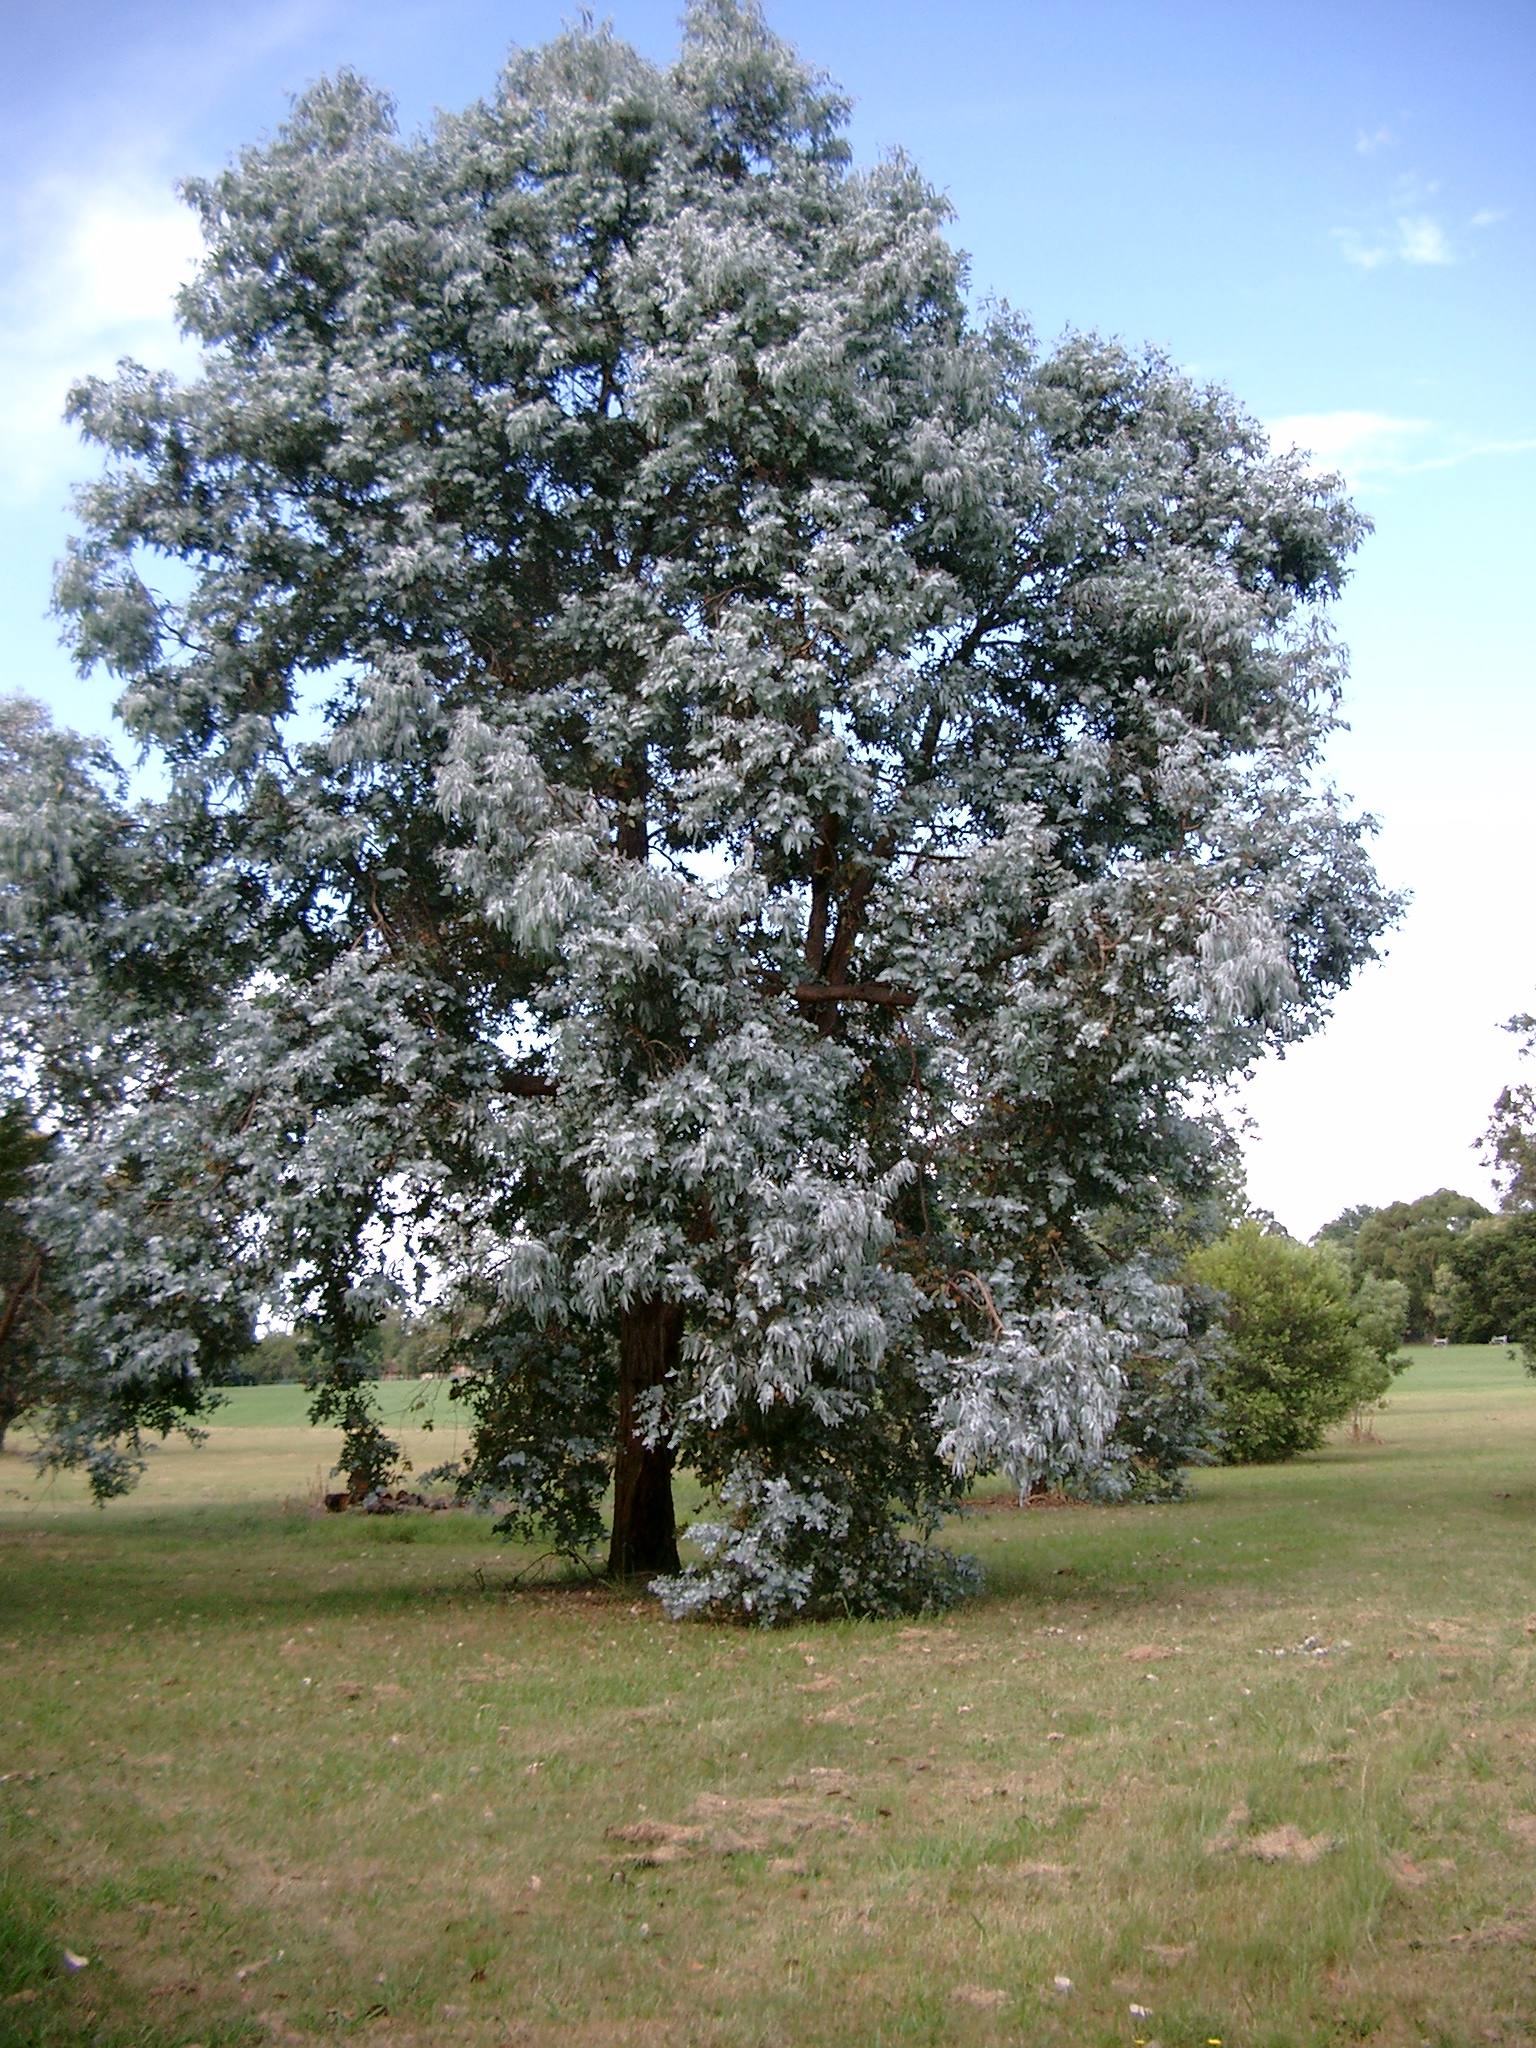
2,1348 -> 1534,2048
182,1382 -> 451,1429
0,1378 -> 472,1516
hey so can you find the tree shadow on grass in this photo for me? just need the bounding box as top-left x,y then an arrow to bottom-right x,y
0,1504 -> 656,1636
11,1463 -> 1505,1636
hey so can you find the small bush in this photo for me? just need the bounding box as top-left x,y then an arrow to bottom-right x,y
1187,1223 -> 1384,1462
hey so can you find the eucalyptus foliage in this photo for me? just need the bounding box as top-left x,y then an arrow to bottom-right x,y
3,3 -> 1397,1615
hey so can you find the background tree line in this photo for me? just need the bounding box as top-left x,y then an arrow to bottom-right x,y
226,1312 -> 450,1385
5,1079 -> 1530,1475
6,1068 -> 1532,1478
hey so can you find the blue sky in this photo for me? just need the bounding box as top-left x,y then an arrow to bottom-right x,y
2,0 -> 1531,1234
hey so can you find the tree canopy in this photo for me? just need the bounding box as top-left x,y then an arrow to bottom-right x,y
1348,1191 -> 1491,1341
0,2 -> 1396,1617
1441,1214 -> 1536,1359
1482,1013 -> 1536,1215
1312,1203 -> 1378,1261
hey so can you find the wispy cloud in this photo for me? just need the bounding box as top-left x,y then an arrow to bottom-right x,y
1355,125 -> 1396,155
0,174 -> 201,508
1331,164 -> 1482,270
1393,215 -> 1455,265
1267,412 -> 1426,482
1267,411 -> 1536,488
1332,214 -> 1457,269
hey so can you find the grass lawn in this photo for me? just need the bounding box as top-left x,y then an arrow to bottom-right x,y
2,1347 -> 1534,2048
0,1380 -> 475,1518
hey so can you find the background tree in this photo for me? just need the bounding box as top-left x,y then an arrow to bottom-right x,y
1187,1223 -> 1397,1462
1349,1191 -> 1490,1340
1440,1214 -> 1536,1359
1307,1212 -> 1411,1426
3,4 -> 1395,1612
229,1312 -> 448,1388
1481,1013 -> 1536,1214
0,696 -> 254,1494
1347,1270 -> 1410,1373
1313,1203 -> 1378,1264
228,1332 -> 306,1387
1339,1265 -> 1410,1428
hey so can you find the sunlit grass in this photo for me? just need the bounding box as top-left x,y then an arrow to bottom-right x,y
1,1378 -> 472,1518
2,1348 -> 1534,2047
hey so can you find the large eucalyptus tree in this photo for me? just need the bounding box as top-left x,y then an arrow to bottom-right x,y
3,1 -> 1395,1616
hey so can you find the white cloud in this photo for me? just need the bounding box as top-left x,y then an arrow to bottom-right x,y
1469,208 -> 1505,229
1332,229 -> 1389,270
1333,213 -> 1458,269
1267,411 -> 1536,489
1266,411 -> 1427,483
0,176 -> 203,508
1395,214 -> 1454,265
1355,125 -> 1396,155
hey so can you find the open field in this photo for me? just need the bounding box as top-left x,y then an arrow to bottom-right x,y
3,1348 -> 1535,2048
0,1381 -> 476,1518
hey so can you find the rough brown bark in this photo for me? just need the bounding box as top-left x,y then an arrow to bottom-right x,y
0,1250 -> 46,1458
803,813 -> 837,980
605,750 -> 680,1577
608,1296 -> 682,1578
0,1387 -> 23,1458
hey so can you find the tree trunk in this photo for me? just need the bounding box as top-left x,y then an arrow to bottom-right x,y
608,1297 -> 682,1578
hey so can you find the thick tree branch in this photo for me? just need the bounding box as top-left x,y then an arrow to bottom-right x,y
792,981 -> 915,1009
803,811 -> 837,980
0,1252 -> 46,1353
615,747 -> 649,862
823,867 -> 874,987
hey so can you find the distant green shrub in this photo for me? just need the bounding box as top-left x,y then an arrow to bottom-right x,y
228,1311 -> 450,1387
1188,1223 -> 1397,1462
228,1331 -> 306,1384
